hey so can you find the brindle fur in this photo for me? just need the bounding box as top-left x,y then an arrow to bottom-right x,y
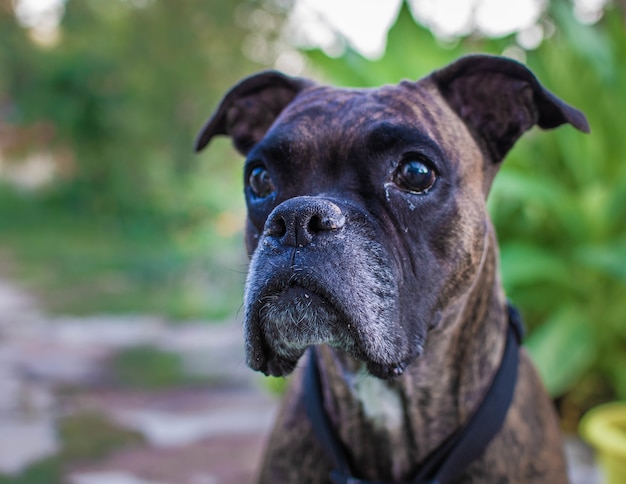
196,55 -> 589,483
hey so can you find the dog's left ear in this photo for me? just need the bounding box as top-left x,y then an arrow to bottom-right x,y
195,71 -> 313,155
431,55 -> 589,162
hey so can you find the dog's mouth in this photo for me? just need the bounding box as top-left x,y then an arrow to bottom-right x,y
245,281 -> 346,376
244,274 -> 415,379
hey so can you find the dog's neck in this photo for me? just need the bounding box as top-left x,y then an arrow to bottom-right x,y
314,231 -> 508,481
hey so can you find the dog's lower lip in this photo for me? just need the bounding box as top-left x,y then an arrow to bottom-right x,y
250,356 -> 266,372
262,354 -> 301,377
366,359 -> 410,379
246,345 -> 301,377
284,284 -> 338,311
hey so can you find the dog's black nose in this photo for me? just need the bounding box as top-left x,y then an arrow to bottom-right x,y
264,196 -> 345,247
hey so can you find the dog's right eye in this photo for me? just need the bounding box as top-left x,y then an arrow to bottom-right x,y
249,166 -> 275,198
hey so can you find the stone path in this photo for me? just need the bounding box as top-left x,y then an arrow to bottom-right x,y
0,276 -> 601,483
0,277 -> 279,483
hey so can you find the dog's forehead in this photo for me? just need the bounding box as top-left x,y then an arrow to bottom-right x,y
279,82 -> 436,130
262,79 -> 473,163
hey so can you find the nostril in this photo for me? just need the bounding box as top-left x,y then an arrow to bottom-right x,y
308,215 -> 323,234
265,216 -> 287,237
307,213 -> 345,234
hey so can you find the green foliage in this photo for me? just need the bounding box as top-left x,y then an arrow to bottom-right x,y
0,0 -> 262,319
493,4 -> 626,403
524,307 -> 597,396
304,3 -> 626,403
58,411 -> 145,462
264,375 -> 289,395
0,0 -> 273,321
0,457 -> 62,484
1,0 -> 263,215
0,186 -> 245,320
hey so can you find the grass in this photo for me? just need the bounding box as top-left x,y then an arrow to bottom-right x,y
0,457 -> 62,484
58,412 -> 146,463
0,187 -> 247,321
109,344 -> 204,389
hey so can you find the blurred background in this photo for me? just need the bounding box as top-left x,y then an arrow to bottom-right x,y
0,0 -> 624,483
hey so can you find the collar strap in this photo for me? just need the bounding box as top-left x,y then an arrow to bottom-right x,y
304,303 -> 524,484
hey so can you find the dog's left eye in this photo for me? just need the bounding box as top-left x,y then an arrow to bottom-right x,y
395,157 -> 437,193
249,166 -> 275,198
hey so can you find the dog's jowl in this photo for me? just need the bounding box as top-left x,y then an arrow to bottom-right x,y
196,55 -> 589,483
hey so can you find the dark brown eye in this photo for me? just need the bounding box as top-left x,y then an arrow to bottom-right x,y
395,158 -> 436,193
249,166 -> 275,198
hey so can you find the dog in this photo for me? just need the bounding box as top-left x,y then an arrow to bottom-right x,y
196,55 -> 589,483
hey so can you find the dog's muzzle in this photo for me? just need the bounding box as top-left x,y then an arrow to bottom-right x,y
243,196 -> 411,379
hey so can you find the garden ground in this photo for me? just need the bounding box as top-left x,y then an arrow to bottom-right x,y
0,273 -> 600,483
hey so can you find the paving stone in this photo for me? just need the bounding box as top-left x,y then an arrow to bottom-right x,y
126,319 -> 255,384
0,278 -> 39,316
47,315 -> 167,348
69,471 -> 170,484
564,436 -> 602,484
0,419 -> 58,475
113,397 -> 276,447
0,369 -> 55,416
69,433 -> 266,484
63,387 -> 278,448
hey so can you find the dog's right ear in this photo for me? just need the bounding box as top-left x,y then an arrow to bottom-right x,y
195,71 -> 313,155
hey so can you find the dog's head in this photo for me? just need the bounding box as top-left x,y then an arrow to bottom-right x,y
196,55 -> 588,379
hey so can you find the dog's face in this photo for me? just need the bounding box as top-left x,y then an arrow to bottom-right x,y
240,84 -> 492,379
196,56 -> 588,379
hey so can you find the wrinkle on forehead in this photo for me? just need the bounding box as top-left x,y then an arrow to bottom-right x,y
257,80 -> 483,191
276,82 -> 456,141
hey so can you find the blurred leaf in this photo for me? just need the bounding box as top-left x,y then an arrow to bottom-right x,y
525,307 -> 597,396
609,354 -> 626,400
576,240 -> 626,282
264,375 -> 289,395
490,168 -> 572,213
500,243 -> 572,287
0,457 -> 62,484
110,345 -> 199,389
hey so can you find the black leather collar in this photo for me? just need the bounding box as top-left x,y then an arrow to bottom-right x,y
304,304 -> 524,484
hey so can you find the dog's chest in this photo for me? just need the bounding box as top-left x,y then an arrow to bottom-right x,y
346,370 -> 418,479
350,371 -> 405,432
